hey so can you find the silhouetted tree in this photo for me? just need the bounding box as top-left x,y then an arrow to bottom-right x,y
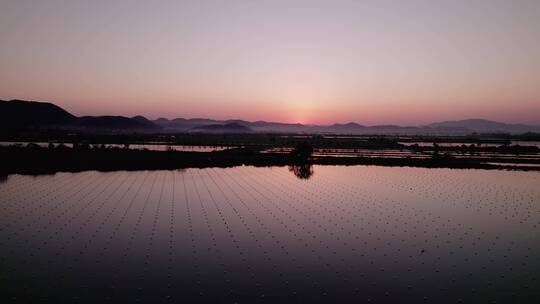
291,142 -> 313,158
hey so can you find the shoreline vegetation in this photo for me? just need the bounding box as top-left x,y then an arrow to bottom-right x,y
1,141 -> 539,180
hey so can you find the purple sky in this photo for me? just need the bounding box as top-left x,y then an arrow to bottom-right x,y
1,0 -> 540,125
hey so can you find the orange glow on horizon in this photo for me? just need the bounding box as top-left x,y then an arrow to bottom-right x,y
1,1 -> 540,126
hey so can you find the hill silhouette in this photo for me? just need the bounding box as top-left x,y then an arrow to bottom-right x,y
2,99 -> 540,135
73,116 -> 161,131
428,119 -> 540,134
189,123 -> 252,133
0,99 -> 160,132
0,99 -> 76,130
131,115 -> 160,128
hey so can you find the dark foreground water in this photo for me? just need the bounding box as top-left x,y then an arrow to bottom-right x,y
0,166 -> 539,303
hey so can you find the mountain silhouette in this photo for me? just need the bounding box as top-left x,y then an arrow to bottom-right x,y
73,116 -> 161,131
0,99 -> 76,129
153,117 -> 224,131
131,115 -> 157,126
189,122 -> 253,133
428,119 -> 540,134
0,99 -> 160,132
2,99 -> 539,135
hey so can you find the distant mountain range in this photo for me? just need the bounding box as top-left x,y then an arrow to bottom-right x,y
2,99 -> 540,135
427,119 -> 539,134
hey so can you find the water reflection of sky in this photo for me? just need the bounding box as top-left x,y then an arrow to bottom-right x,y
0,166 -> 538,303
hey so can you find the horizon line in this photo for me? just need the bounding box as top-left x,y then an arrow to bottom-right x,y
3,98 -> 540,127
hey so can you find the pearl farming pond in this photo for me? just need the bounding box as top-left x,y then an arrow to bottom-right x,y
0,165 -> 539,303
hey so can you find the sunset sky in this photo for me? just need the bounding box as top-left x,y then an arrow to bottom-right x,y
1,0 -> 540,125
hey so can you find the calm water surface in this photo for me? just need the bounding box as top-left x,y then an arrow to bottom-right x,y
0,166 -> 539,303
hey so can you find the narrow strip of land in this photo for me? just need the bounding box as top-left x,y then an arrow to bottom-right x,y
1,145 -> 539,178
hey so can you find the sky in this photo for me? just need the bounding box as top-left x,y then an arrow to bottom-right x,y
1,0 -> 540,126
